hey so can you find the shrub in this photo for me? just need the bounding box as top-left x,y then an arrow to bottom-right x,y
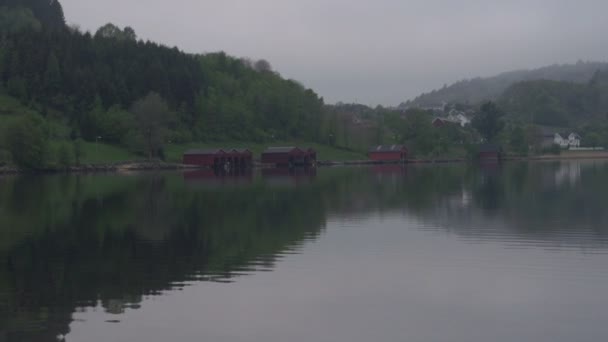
5,114 -> 48,169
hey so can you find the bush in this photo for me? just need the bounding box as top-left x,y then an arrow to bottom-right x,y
73,139 -> 84,166
0,149 -> 12,166
542,144 -> 562,155
57,143 -> 72,169
5,114 -> 48,169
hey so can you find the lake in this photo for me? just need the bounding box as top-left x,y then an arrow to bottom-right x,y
2,161 -> 608,342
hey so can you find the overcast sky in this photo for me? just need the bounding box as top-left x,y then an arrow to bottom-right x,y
60,0 -> 608,106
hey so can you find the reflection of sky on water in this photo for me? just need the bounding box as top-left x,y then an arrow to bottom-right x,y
3,160 -> 608,342
69,213 -> 608,342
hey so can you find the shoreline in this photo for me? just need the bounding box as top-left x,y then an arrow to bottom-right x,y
2,151 -> 608,175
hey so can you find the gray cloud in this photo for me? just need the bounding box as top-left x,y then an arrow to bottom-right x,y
61,0 -> 608,106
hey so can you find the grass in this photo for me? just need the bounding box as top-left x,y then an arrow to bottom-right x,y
48,140 -> 141,165
79,142 -> 141,164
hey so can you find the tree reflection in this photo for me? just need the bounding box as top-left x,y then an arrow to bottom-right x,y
1,160 -> 608,340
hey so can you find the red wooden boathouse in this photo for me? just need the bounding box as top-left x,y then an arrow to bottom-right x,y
368,145 -> 408,163
183,148 -> 253,169
478,144 -> 502,163
261,147 -> 316,167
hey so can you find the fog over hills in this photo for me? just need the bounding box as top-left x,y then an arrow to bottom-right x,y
402,61 -> 608,108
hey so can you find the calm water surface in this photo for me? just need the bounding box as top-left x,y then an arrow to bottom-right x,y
2,161 -> 608,341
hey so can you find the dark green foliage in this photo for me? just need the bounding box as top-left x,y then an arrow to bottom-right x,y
4,113 -> 48,169
578,123 -> 608,148
0,0 -> 64,28
472,102 -> 505,143
0,1 -> 326,148
57,142 -> 71,168
542,144 -> 561,155
499,80 -> 591,126
0,148 -> 11,165
498,70 -> 608,127
43,51 -> 61,96
73,138 -> 83,166
399,111 -> 435,155
6,76 -> 27,101
131,92 -> 172,159
508,124 -> 528,155
586,132 -> 601,148
95,23 -> 137,41
0,6 -> 41,32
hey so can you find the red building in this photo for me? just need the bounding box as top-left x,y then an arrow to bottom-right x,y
368,145 -> 408,163
432,117 -> 460,128
432,118 -> 446,127
183,148 -> 252,169
261,147 -> 316,167
478,144 -> 502,163
227,148 -> 253,169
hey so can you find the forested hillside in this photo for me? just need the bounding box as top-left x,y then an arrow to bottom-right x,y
498,70 -> 608,127
403,62 -> 608,108
0,0 -> 327,167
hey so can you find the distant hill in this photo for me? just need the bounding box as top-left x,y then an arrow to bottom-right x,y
403,62 -> 608,108
498,70 -> 608,127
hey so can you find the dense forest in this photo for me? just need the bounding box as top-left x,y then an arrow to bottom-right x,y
403,61 -> 608,108
0,0 -> 327,167
498,70 -> 608,127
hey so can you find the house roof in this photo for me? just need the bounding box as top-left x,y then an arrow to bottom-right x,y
184,148 -> 253,155
229,148 -> 252,154
183,149 -> 226,155
433,117 -> 459,123
369,145 -> 406,152
263,146 -> 301,154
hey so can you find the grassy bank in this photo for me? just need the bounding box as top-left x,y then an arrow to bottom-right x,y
39,140 -> 367,166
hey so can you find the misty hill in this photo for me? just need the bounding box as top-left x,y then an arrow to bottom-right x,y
498,70 -> 608,127
403,62 -> 608,108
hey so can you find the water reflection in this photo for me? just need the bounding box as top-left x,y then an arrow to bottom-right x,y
1,160 -> 608,341
262,167 -> 317,186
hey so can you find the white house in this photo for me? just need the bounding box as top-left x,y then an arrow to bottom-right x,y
553,132 -> 581,149
446,110 -> 471,127
567,133 -> 581,148
554,133 -> 568,148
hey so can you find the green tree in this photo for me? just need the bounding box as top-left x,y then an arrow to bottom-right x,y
131,92 -> 172,159
586,132 -> 601,148
95,23 -> 123,39
95,23 -> 137,41
123,26 -> 137,41
43,52 -> 61,96
509,124 -> 528,155
5,114 -> 48,169
57,143 -> 72,169
472,102 -> 505,143
73,138 -> 84,166
0,7 -> 42,32
6,76 -> 27,102
399,111 -> 435,156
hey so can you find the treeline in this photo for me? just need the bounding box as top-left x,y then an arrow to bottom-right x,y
0,0 -> 325,167
499,70 -> 608,127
